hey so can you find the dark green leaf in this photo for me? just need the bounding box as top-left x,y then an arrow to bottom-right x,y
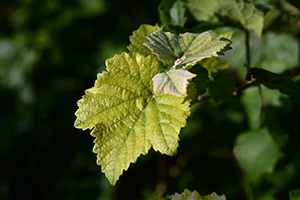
234,128 -> 282,183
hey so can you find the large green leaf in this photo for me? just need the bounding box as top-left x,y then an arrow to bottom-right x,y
144,31 -> 230,68
127,24 -> 162,56
74,53 -> 190,185
152,69 -> 196,97
185,0 -> 264,36
166,189 -> 226,200
233,128 -> 281,183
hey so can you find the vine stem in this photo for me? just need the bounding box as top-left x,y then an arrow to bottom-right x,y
244,28 -> 264,130
245,29 -> 251,70
257,85 -> 264,128
298,21 -> 300,63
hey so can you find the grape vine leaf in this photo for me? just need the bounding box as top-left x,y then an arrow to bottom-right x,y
128,24 -> 162,56
185,0 -> 264,36
74,53 -> 190,185
233,128 -> 281,183
144,31 -> 231,69
165,189 -> 226,200
152,69 -> 196,97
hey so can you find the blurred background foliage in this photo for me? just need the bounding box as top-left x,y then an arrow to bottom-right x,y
0,0 -> 299,200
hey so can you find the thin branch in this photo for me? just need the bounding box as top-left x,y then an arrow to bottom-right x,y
244,28 -> 251,70
298,21 -> 300,63
257,85 -> 264,129
196,93 -> 211,102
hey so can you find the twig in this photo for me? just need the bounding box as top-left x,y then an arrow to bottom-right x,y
196,93 -> 211,102
298,21 -> 300,63
244,28 -> 251,70
257,85 -> 264,129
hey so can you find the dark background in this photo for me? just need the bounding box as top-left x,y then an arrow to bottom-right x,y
1,0 -> 300,200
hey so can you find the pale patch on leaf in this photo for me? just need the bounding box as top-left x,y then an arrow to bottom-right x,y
74,53 -> 190,185
144,31 -> 230,69
152,69 -> 196,97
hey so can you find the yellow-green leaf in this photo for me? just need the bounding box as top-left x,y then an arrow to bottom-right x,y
74,53 -> 190,185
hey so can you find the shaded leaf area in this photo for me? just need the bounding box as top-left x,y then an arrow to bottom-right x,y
144,31 -> 230,68
246,68 -> 300,102
157,189 -> 226,200
74,53 -> 190,185
159,0 -> 187,27
185,0 -> 264,35
241,85 -> 285,130
233,128 -> 281,183
190,58 -> 236,102
263,0 -> 300,31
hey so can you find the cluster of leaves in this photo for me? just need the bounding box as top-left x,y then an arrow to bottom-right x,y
74,24 -> 232,185
74,0 -> 300,199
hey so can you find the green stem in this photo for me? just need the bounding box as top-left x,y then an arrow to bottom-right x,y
242,179 -> 254,200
